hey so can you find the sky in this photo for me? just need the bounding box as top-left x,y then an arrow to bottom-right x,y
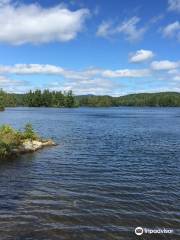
0,0 -> 179,95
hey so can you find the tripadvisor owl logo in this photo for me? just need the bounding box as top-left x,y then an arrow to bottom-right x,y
135,227 -> 143,236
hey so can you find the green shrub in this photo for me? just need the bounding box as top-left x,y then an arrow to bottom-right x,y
0,123 -> 39,159
0,141 -> 11,159
0,125 -> 21,146
23,123 -> 38,140
0,96 -> 5,111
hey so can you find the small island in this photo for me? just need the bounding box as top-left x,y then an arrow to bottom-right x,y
0,124 -> 56,160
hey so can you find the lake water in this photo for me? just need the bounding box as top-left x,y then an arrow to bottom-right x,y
0,107 -> 180,240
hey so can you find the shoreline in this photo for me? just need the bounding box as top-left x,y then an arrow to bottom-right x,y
12,139 -> 57,155
0,124 -> 56,160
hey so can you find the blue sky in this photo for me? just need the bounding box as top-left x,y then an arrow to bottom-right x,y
0,0 -> 179,95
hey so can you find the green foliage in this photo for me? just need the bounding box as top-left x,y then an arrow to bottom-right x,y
0,89 -> 17,108
1,88 -> 180,107
0,125 -> 21,159
0,95 -> 5,111
24,89 -> 75,108
0,124 -> 39,159
23,123 -> 38,140
64,90 -> 75,108
0,89 -> 75,108
76,92 -> 180,107
0,125 -> 21,146
0,141 -> 11,159
115,92 -> 180,107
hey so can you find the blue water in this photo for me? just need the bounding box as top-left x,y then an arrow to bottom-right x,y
0,107 -> 180,240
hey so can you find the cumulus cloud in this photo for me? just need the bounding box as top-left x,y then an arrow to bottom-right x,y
151,60 -> 179,70
101,69 -> 149,78
167,69 -> 180,81
1,62 -> 179,95
0,2 -> 90,44
0,64 -> 65,75
96,16 -> 146,42
168,0 -> 180,12
48,77 -> 122,95
0,75 -> 29,92
129,49 -> 154,63
0,60 -> 180,95
0,63 -> 152,94
0,64 -> 150,79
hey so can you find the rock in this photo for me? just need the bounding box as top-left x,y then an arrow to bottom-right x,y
22,140 -> 43,152
42,139 -> 56,146
12,139 -> 56,154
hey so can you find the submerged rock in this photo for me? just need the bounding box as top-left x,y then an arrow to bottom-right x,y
12,139 -> 56,154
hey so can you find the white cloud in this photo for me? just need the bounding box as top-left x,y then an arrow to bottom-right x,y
168,69 -> 180,81
162,21 -> 180,42
96,21 -> 113,38
0,0 -> 10,7
101,69 -> 149,78
149,14 -> 164,24
0,64 -> 150,79
0,2 -> 90,44
168,0 -> 180,12
48,77 -> 121,95
0,63 -> 151,95
96,16 -> 146,42
0,75 -> 29,92
173,75 -> 180,81
0,75 -> 23,85
129,49 -> 154,63
0,62 -> 179,95
151,60 -> 179,70
0,64 -> 65,75
116,17 -> 146,42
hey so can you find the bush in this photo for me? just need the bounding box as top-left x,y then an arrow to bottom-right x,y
0,125 -> 21,146
23,123 -> 38,140
0,96 -> 5,111
0,123 -> 39,160
0,141 -> 11,159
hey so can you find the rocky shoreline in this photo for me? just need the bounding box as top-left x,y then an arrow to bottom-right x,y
12,139 -> 57,155
0,124 -> 56,160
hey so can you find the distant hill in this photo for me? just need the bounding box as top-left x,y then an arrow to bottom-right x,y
76,92 -> 180,107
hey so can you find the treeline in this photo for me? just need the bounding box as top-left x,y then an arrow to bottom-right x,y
0,89 -> 75,108
116,92 -> 180,107
1,89 -> 180,108
76,92 -> 180,107
24,90 -> 75,107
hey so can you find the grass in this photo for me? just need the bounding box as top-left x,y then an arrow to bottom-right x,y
0,124 -> 39,159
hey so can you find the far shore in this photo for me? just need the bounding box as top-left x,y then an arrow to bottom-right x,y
1,91 -> 180,108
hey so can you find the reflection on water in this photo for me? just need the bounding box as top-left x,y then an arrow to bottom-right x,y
0,107 -> 180,240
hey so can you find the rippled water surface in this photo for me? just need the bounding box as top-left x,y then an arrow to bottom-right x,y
0,107 -> 180,240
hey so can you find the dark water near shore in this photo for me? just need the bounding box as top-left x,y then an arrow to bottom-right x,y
0,107 -> 180,240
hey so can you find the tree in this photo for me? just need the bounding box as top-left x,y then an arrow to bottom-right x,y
65,90 -> 75,108
0,95 -> 5,111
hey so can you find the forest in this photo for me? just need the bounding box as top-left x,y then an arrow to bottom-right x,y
0,89 -> 75,108
76,92 -> 180,107
1,89 -> 180,108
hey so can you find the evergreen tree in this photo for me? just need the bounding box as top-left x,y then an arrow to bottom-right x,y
0,96 -> 5,111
